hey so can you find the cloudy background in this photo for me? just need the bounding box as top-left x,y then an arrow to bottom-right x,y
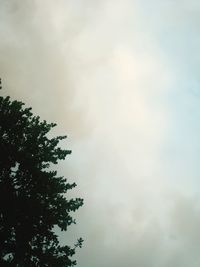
1,0 -> 200,266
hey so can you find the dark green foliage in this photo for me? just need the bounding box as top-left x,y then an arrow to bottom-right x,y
0,95 -> 83,266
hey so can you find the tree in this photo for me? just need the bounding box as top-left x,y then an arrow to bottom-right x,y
0,88 -> 83,266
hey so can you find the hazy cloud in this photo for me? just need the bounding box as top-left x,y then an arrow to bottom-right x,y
1,1 -> 200,266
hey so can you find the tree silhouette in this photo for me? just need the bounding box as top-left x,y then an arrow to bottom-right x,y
0,88 -> 83,266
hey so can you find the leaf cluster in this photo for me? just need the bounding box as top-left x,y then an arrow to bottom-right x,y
0,96 -> 83,266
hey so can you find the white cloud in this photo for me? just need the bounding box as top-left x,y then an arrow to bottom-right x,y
0,1 -> 200,266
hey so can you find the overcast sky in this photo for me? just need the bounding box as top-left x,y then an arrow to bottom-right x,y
1,1 -> 200,266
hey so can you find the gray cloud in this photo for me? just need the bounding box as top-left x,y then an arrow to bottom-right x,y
1,1 -> 200,267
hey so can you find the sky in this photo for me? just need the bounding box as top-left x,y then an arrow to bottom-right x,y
1,0 -> 200,266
